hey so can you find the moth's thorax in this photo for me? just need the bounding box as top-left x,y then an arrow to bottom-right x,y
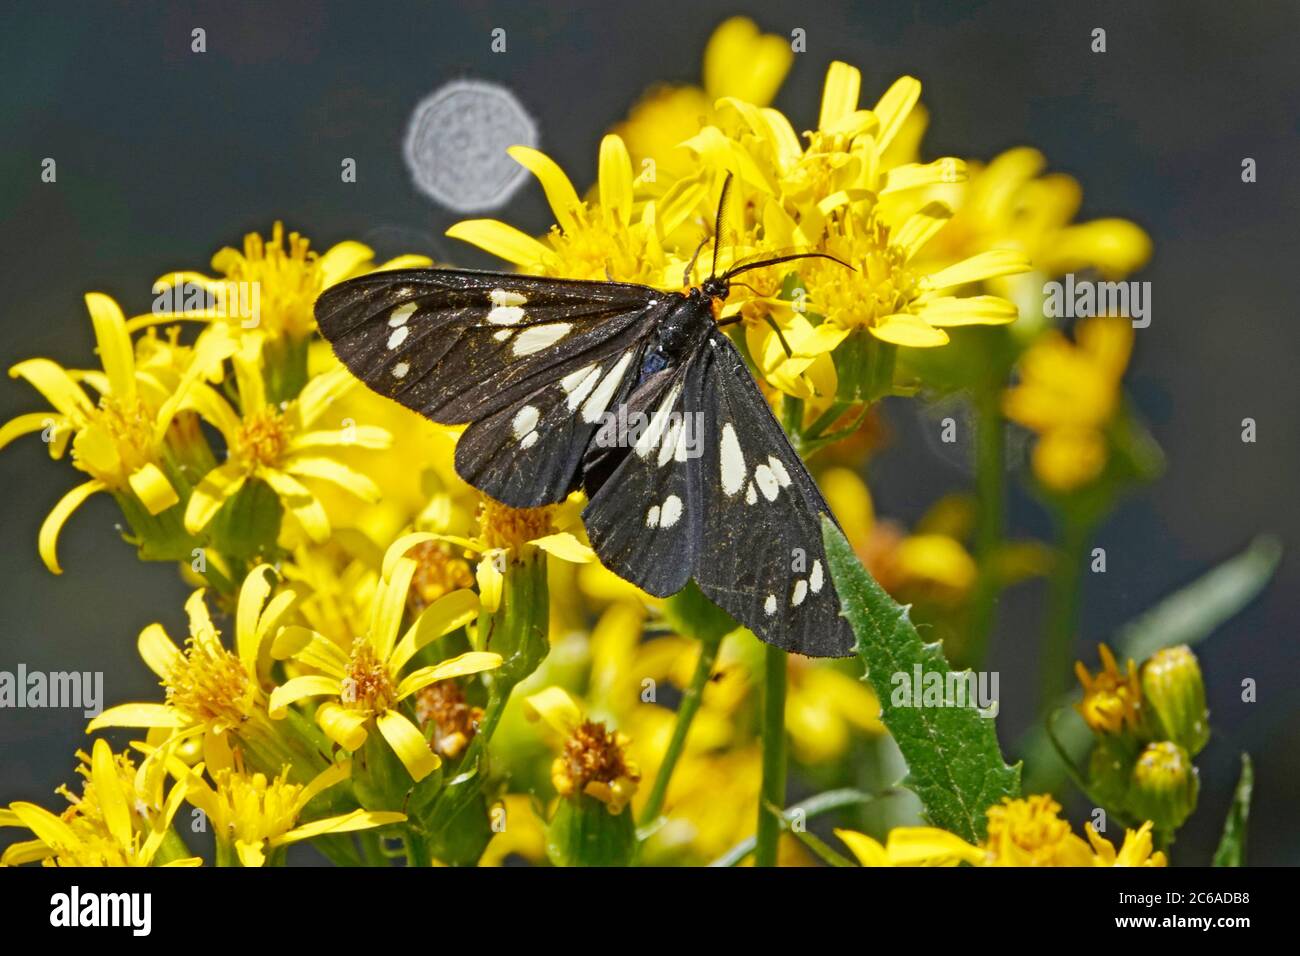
640,288 -> 716,379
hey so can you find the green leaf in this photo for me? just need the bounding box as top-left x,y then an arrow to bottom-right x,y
822,516 -> 1020,843
1212,753 -> 1253,867
1020,535 -> 1281,794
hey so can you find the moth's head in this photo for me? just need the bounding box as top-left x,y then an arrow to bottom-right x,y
701,275 -> 729,301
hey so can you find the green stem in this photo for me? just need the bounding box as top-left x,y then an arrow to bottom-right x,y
710,787 -> 899,867
1041,513 -> 1091,710
404,829 -> 433,867
638,629 -> 724,827
754,643 -> 788,867
967,385 -> 1006,666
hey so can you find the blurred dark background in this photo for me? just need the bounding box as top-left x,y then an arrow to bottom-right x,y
1,1 -> 1296,864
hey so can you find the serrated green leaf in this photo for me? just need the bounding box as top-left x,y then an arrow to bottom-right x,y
822,516 -> 1020,843
1213,753 -> 1253,867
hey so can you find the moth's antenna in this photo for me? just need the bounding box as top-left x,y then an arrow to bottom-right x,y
722,251 -> 854,281
682,236 -> 709,288
710,172 -> 734,280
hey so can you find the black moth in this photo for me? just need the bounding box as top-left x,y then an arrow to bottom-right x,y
315,181 -> 855,657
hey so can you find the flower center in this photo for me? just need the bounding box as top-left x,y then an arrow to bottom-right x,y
415,681 -> 482,759
166,631 -> 254,728
554,719 -> 641,813
343,640 -> 395,714
985,795 -> 1076,865
477,497 -> 554,554
407,540 -> 476,615
234,405 -> 292,469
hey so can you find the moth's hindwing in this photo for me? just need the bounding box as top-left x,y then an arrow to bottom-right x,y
315,269 -> 666,507
582,355 -> 707,599
691,331 -> 855,658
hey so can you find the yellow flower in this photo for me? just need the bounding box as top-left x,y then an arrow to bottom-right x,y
524,686 -> 641,815
0,740 -> 199,867
836,794 -> 1166,867
447,135 -> 704,286
182,338 -> 391,543
613,16 -> 794,181
179,756 -> 403,867
410,496 -> 597,613
268,539 -> 498,783
820,466 -> 978,602
1003,315 -> 1133,491
913,146 -> 1152,283
675,63 -> 1030,395
1,293 -> 234,572
87,565 -> 297,774
1074,643 -> 1143,736
785,655 -> 884,764
146,222 -> 430,343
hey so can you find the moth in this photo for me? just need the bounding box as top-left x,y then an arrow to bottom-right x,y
315,181 -> 856,657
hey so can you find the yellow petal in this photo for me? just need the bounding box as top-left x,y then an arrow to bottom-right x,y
285,456 -> 380,501
39,479 -> 106,574
0,839 -> 54,866
151,326 -> 238,442
892,202 -> 952,262
261,468 -> 330,543
522,686 -> 582,737
84,292 -> 136,401
91,739 -> 134,847
236,565 -> 275,673
316,702 -> 370,751
818,61 -> 861,132
375,710 -> 440,782
9,802 -> 79,851
390,589 -> 480,675
272,809 -> 406,846
370,556 -> 417,661
835,828 -> 891,866
128,463 -> 180,515
181,382 -> 242,445
476,554 -> 503,613
268,675 -> 342,719
184,461 -> 247,534
9,358 -> 92,418
381,532 -> 437,578
372,254 -> 434,272
598,134 -> 634,229
872,76 -> 922,152
296,366 -> 357,429
916,295 -> 1019,327
396,651 -> 502,700
271,625 -> 349,674
530,532 -> 596,563
289,425 -> 391,452
316,240 -> 376,287
885,826 -> 985,866
508,145 -> 582,233
445,219 -> 551,269
235,839 -> 267,868
0,412 -> 56,453
922,250 -> 1032,291
86,703 -> 184,733
704,16 -> 793,106
232,336 -> 266,411
879,158 -> 967,196
295,760 -> 352,810
870,314 -> 950,348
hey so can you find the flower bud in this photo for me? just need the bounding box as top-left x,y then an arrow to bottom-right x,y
1128,741 -> 1198,832
1141,645 -> 1210,756
546,792 -> 638,867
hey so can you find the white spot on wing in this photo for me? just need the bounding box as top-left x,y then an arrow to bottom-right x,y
487,305 -> 526,326
768,456 -> 792,488
489,288 -> 527,307
764,594 -> 777,616
659,494 -> 683,528
745,482 -> 758,505
580,351 -> 634,424
387,325 -> 411,350
391,361 -> 410,379
512,405 -> 540,439
810,559 -> 824,594
520,431 -> 539,449
754,464 -> 780,501
791,579 -> 808,607
512,322 -> 571,356
388,303 -> 417,327
493,329 -> 513,342
561,363 -> 600,409
634,381 -> 683,460
646,505 -> 660,528
720,423 -> 745,496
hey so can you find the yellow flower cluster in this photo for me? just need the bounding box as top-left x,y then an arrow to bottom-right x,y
0,17 -> 1170,869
